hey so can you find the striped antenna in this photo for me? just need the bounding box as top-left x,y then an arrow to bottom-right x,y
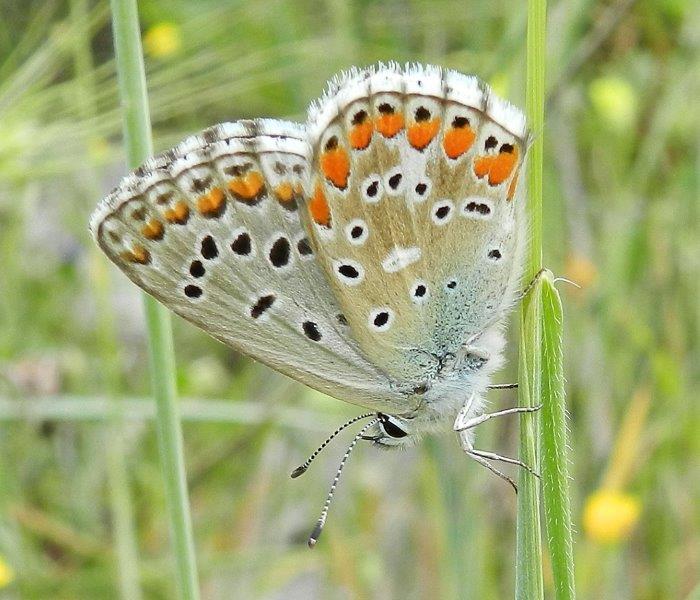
307,418 -> 380,548
290,412 -> 375,478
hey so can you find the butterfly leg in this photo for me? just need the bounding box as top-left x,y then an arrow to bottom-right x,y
459,433 -> 518,493
468,448 -> 539,478
455,397 -> 541,490
487,382 -> 518,390
518,267 -> 547,301
454,404 -> 542,432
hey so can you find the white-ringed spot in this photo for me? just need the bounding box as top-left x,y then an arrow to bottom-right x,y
410,280 -> 429,304
383,167 -> 405,195
189,260 -> 205,278
333,259 -> 365,286
302,320 -> 322,341
431,200 -> 454,225
361,174 -> 383,204
296,235 -> 314,259
412,180 -> 431,203
184,284 -> 203,299
345,219 -> 369,246
368,307 -> 395,332
250,293 -> 276,320
230,227 -> 255,259
200,235 -> 219,259
265,233 -> 293,270
460,196 -> 494,220
381,246 -> 422,273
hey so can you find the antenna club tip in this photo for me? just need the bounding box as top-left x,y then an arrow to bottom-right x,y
307,522 -> 324,548
290,465 -> 308,479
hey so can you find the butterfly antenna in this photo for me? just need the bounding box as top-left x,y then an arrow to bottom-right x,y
307,418 -> 380,548
290,412 -> 375,478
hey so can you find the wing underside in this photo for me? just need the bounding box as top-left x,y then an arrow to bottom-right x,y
91,119 -> 416,413
302,64 -> 529,382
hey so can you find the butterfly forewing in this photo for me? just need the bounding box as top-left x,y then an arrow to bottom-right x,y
91,119 -> 415,413
304,64 -> 529,382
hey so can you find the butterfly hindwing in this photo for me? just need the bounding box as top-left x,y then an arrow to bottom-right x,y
304,64 -> 529,383
91,119 -> 416,413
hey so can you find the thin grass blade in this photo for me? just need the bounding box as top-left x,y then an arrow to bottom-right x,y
540,275 -> 576,599
109,0 -> 200,597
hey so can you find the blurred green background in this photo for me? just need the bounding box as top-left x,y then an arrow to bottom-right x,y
0,0 -> 698,598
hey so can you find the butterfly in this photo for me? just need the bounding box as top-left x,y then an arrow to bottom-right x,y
91,62 -> 539,545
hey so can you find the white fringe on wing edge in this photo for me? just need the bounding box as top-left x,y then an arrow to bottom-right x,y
306,62 -> 528,147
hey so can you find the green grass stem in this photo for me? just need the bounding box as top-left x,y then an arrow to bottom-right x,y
109,1 -> 200,597
524,0 -> 545,278
518,1 -> 576,598
516,281 -> 544,600
516,0 -> 547,598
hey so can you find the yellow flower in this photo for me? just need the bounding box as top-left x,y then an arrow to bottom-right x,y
143,22 -> 182,58
583,489 -> 641,544
0,556 -> 15,588
588,76 -> 638,130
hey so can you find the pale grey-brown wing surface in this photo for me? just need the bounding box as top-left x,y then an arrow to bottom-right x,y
91,119 -> 418,413
302,64 -> 529,383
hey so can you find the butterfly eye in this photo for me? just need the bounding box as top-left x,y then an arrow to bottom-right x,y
379,414 -> 408,439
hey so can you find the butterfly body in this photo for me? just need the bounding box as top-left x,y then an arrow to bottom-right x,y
91,62 -> 529,450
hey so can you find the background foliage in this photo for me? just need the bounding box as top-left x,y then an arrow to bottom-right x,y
0,0 -> 697,598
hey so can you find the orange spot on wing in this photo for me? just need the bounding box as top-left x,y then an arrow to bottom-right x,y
408,118 -> 441,150
375,113 -> 404,138
197,187 -> 225,217
121,244 -> 150,264
349,121 -> 373,149
228,171 -> 265,202
474,146 -> 519,186
274,182 -> 299,211
309,182 -> 331,228
443,126 -> 476,159
507,169 -> 520,201
141,218 -> 164,240
274,182 -> 294,203
164,200 -> 189,224
320,147 -> 350,189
